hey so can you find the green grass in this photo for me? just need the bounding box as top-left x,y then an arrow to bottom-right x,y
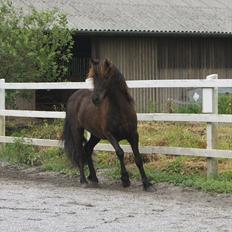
147,170 -> 232,193
175,103 -> 202,114
1,120 -> 232,194
218,94 -> 232,114
107,156 -> 232,194
138,122 -> 206,148
153,160 -> 232,194
7,119 -> 63,140
0,139 -> 79,176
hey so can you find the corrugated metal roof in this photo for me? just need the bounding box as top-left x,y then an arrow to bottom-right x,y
13,0 -> 232,35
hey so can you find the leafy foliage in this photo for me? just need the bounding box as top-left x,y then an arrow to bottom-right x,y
0,139 -> 42,166
218,94 -> 232,114
175,103 -> 201,113
0,0 -> 74,82
168,94 -> 232,114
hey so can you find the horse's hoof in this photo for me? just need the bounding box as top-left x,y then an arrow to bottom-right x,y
88,175 -> 99,183
122,180 -> 131,188
88,181 -> 100,188
144,184 -> 156,192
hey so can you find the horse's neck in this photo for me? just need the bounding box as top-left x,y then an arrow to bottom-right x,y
108,90 -> 132,112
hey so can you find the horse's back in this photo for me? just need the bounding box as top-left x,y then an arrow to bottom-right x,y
66,89 -> 92,116
68,89 -> 91,101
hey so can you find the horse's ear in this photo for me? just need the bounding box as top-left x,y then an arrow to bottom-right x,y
90,58 -> 99,66
104,58 -> 111,68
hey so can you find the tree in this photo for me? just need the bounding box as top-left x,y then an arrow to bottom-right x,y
0,1 -> 74,83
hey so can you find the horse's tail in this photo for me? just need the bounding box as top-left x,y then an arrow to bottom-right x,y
62,115 -> 88,167
62,116 -> 79,167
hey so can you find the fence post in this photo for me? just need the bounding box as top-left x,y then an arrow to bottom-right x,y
202,74 -> 218,177
0,79 -> 5,152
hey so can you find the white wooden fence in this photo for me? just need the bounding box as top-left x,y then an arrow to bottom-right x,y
1,74 -> 232,177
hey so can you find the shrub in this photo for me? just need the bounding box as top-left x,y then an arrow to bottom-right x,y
175,103 -> 201,114
218,94 -> 232,114
0,0 -> 74,83
0,139 -> 42,166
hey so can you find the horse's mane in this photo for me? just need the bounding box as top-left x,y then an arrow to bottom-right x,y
88,59 -> 134,104
110,65 -> 134,104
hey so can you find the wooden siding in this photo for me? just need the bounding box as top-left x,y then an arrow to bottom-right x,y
93,36 -> 232,112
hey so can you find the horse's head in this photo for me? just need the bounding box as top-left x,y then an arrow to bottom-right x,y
88,58 -> 114,106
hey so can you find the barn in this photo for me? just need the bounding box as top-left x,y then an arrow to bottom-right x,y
14,0 -> 232,112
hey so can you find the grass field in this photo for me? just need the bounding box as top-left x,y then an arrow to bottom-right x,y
1,119 -> 232,193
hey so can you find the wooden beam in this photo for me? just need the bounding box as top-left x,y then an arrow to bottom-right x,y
203,74 -> 218,177
1,136 -> 232,159
1,110 -> 232,124
2,79 -> 232,90
0,79 -> 5,152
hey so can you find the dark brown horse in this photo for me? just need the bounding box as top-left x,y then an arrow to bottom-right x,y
63,59 -> 154,191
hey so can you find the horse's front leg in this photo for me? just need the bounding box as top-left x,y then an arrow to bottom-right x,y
84,134 -> 100,184
106,133 -> 130,187
128,132 -> 155,192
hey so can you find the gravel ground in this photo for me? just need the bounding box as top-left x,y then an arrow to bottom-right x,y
0,164 -> 232,232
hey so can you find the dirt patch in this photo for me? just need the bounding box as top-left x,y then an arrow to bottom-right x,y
1,163 -> 232,232
1,162 -> 232,203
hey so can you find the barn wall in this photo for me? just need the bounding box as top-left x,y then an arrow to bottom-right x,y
93,36 -> 232,112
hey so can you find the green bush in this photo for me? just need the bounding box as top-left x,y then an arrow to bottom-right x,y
0,139 -> 75,173
166,157 -> 184,174
169,94 -> 232,114
175,103 -> 201,114
0,139 -> 42,166
8,119 -> 63,140
218,94 -> 232,114
0,1 -> 74,82
0,0 -> 74,107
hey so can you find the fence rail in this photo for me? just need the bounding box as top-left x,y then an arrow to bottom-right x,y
1,74 -> 232,177
2,78 -> 232,89
0,110 -> 232,123
1,135 -> 232,159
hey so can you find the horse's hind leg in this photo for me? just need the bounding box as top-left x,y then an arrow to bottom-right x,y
106,133 -> 130,187
128,132 -> 155,191
75,128 -> 88,185
84,134 -> 100,183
